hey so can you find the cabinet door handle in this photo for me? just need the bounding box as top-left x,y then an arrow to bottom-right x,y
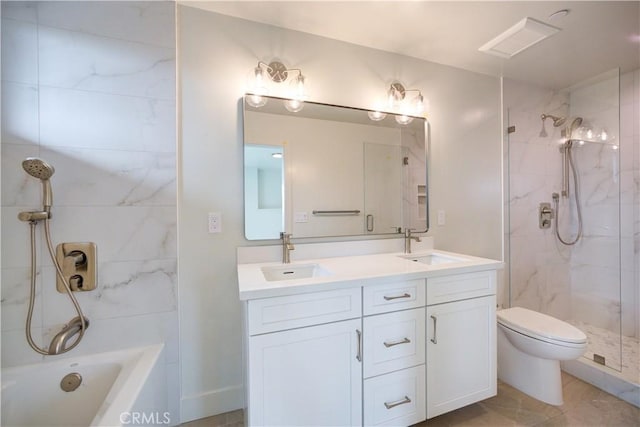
356,329 -> 362,362
430,315 -> 437,344
383,293 -> 411,301
384,395 -> 412,410
366,214 -> 374,232
383,337 -> 411,348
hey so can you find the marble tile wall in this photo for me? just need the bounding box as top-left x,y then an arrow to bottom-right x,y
504,78 -> 572,321
1,0 -> 179,421
505,69 -> 639,342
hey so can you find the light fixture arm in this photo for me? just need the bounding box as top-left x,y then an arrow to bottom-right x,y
257,61 -> 304,83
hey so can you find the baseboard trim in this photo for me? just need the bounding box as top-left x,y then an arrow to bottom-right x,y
180,384 -> 244,423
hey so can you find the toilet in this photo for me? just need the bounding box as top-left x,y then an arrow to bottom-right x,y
497,307 -> 587,406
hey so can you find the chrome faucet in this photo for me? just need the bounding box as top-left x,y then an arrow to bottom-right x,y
280,232 -> 294,264
404,229 -> 421,254
48,316 -> 89,355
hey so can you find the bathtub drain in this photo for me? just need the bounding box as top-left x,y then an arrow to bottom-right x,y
60,372 -> 82,392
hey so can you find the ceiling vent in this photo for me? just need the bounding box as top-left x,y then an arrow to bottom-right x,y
479,17 -> 560,59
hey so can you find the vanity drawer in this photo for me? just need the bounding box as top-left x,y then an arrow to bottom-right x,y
364,365 -> 426,427
363,279 -> 425,315
427,271 -> 496,305
247,287 -> 362,335
363,308 -> 425,378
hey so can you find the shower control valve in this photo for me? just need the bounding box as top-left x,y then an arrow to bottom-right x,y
55,243 -> 97,293
539,202 -> 554,230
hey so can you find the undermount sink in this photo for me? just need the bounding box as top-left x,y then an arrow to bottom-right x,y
261,263 -> 332,282
400,253 -> 467,265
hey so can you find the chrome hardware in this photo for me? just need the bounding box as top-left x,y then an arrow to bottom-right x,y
539,202 -> 554,229
383,337 -> 411,348
55,243 -> 97,292
366,214 -> 374,232
60,372 -> 82,392
430,315 -> 438,344
280,232 -> 294,264
384,396 -> 412,410
404,229 -> 421,254
383,293 -> 411,301
356,329 -> 362,362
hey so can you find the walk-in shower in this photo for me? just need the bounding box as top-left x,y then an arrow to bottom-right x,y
505,69 -> 638,406
18,157 -> 90,355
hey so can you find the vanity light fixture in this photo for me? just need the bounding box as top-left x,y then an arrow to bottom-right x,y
246,60 -> 307,111
367,110 -> 387,121
386,82 -> 426,124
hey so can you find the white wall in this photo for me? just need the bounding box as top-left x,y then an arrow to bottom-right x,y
1,1 -> 179,422
178,6 -> 501,422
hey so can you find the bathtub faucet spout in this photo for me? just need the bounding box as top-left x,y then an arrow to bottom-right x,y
48,316 -> 89,355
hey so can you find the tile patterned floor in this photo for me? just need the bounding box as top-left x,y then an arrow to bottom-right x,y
569,320 -> 639,384
181,372 -> 640,427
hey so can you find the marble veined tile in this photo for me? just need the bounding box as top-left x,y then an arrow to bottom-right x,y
39,87 -> 176,152
569,319 -> 639,385
1,1 -> 37,23
1,19 -> 38,85
36,1 -> 175,48
1,267 -> 42,332
41,258 -> 177,326
39,26 -> 175,100
36,206 -> 177,265
39,147 -> 176,206
1,82 -> 39,145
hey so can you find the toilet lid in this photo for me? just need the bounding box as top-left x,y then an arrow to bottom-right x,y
497,307 -> 587,344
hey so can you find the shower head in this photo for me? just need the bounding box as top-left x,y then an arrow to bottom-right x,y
22,157 -> 55,214
569,117 -> 583,136
22,157 -> 55,180
541,113 -> 566,127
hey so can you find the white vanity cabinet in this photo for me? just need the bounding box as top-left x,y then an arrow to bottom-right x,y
239,250 -> 502,427
425,271 -> 497,419
245,288 -> 363,427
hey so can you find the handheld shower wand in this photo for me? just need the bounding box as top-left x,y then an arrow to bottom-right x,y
21,157 -> 55,216
18,157 -> 89,355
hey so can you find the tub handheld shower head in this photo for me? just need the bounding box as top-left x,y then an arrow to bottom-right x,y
22,157 -> 55,214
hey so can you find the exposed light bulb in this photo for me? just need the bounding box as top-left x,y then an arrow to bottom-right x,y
284,99 -> 304,113
368,111 -> 387,121
395,114 -> 413,125
246,93 -> 267,108
413,94 -> 425,115
586,129 -> 593,139
600,130 -> 608,141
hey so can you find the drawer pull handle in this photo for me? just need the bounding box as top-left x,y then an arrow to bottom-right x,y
430,315 -> 438,344
384,396 -> 412,410
356,329 -> 362,362
383,337 -> 411,348
383,293 -> 411,301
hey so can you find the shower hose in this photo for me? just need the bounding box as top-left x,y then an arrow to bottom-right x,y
553,143 -> 583,246
25,218 -> 87,355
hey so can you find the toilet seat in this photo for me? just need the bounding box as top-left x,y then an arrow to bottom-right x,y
497,307 -> 587,346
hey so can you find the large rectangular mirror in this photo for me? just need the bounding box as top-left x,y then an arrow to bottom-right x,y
243,95 -> 429,240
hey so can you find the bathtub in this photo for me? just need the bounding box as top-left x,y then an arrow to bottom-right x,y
1,344 -> 167,427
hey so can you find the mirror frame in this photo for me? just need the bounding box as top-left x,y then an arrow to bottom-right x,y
242,94 -> 430,240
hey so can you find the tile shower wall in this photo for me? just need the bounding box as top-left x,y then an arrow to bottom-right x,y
504,78 -> 572,320
505,70 -> 639,340
1,0 -> 178,419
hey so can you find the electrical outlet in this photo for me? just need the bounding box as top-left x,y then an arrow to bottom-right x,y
208,212 -> 222,233
294,212 -> 308,223
437,210 -> 446,226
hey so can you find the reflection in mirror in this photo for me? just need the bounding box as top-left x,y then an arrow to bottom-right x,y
243,95 -> 428,240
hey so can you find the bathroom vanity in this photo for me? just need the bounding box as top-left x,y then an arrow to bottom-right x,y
237,240 -> 502,426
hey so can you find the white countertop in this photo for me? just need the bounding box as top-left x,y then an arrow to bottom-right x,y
237,248 -> 503,300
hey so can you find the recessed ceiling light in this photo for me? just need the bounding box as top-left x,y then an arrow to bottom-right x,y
549,9 -> 570,20
479,17 -> 561,59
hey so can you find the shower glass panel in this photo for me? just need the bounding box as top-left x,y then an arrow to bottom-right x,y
565,69 -> 622,373
506,69 -> 623,376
